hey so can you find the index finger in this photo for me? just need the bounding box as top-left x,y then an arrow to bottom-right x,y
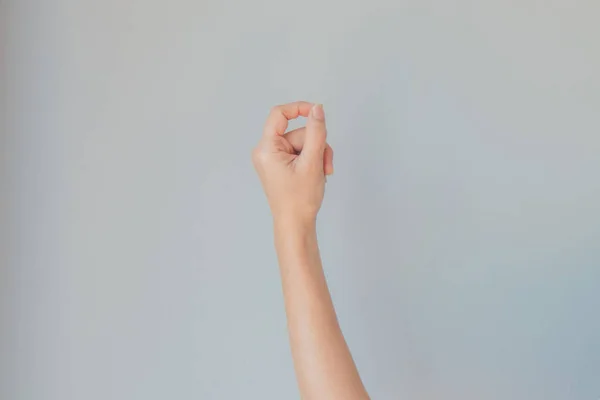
263,101 -> 313,137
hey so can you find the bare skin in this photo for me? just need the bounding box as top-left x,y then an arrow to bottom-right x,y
252,101 -> 370,400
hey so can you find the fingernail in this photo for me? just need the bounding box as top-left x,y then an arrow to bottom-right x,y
311,104 -> 325,121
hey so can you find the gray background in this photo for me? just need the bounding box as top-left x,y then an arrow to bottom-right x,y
2,0 -> 599,399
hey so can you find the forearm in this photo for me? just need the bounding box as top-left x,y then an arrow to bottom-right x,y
274,218 -> 369,400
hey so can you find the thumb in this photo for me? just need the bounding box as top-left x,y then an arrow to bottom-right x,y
300,104 -> 327,163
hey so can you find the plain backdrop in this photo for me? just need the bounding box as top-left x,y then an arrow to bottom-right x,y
2,1 -> 599,399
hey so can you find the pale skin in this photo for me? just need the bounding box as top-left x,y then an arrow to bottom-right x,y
252,101 -> 370,399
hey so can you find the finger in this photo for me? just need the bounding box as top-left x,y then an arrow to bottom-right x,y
285,127 -> 334,174
283,127 -> 306,153
300,104 -> 327,162
262,101 -> 313,138
324,145 -> 334,175
284,126 -> 333,160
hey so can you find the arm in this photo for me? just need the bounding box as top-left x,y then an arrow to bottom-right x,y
275,218 -> 369,399
253,101 -> 369,399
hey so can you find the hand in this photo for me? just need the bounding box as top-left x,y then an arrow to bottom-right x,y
252,101 -> 334,224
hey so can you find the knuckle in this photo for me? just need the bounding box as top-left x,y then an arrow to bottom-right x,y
252,147 -> 269,164
251,147 -> 262,163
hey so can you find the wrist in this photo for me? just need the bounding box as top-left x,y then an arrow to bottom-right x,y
273,214 -> 320,271
273,214 -> 317,234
